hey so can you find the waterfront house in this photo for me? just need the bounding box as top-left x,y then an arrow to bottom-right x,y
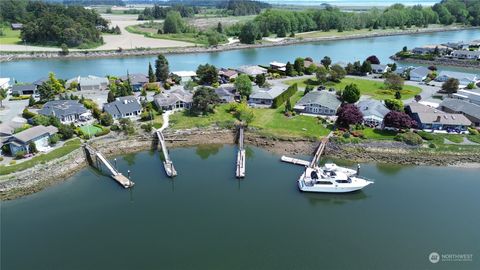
153,88 -> 193,111
440,98 -> 480,127
450,50 -> 480,60
293,91 -> 341,116
236,65 -> 267,77
435,71 -> 478,87
454,90 -> 480,105
38,100 -> 91,124
104,96 -> 143,120
409,66 -> 431,82
215,85 -> 236,103
412,45 -> 449,55
11,84 -> 38,96
357,99 -> 390,127
371,64 -> 389,74
10,23 -> 23,30
249,85 -> 288,106
442,42 -> 469,50
172,71 -> 197,84
270,61 -> 287,72
119,73 -> 148,92
219,69 -> 238,83
406,102 -> 471,131
66,75 -> 109,91
8,125 -> 58,155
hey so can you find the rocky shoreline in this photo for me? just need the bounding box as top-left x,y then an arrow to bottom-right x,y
390,55 -> 480,69
1,26 -> 478,62
1,128 -> 479,200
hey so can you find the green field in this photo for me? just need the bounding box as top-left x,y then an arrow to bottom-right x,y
126,25 -> 204,45
79,125 -> 103,136
0,27 -> 21,45
285,77 -> 422,100
170,91 -> 332,139
0,139 -> 82,176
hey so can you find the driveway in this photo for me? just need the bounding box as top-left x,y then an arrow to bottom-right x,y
0,99 -> 28,127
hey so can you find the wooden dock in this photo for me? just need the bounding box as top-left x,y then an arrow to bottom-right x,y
84,145 -> 134,188
280,156 -> 310,166
156,130 -> 177,177
281,132 -> 333,169
236,126 -> 246,178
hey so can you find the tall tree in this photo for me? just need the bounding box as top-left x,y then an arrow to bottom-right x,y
342,84 -> 361,103
148,62 -> 156,83
0,89 -> 7,108
163,11 -> 185,34
366,55 -> 380,65
384,111 -> 416,129
196,64 -> 218,85
316,66 -> 328,84
191,87 -> 221,115
336,104 -> 363,128
155,54 -> 169,82
38,82 -> 55,102
441,78 -> 459,95
235,74 -> 253,99
285,62 -> 294,76
217,22 -> 223,33
384,73 -> 404,90
294,58 -> 305,73
321,56 -> 332,69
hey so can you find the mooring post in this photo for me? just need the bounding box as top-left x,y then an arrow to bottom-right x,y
357,164 -> 361,176
114,158 -> 117,170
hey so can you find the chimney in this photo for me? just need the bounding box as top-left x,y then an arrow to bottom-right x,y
436,116 -> 441,122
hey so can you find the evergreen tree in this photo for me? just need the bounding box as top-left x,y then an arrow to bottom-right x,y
217,22 -> 223,33
285,62 -> 294,76
107,90 -> 116,103
395,91 -> 402,100
155,54 -> 170,82
148,62 -> 156,83
321,56 -> 332,69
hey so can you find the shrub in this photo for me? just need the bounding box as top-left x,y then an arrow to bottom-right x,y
95,128 -> 111,137
15,151 -> 26,159
272,83 -> 298,108
49,134 -> 60,145
395,132 -> 423,145
428,143 -> 437,148
141,123 -> 153,132
110,124 -> 120,131
100,113 -> 114,126
468,127 -> 479,135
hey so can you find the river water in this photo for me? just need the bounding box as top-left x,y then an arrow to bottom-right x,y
1,29 -> 479,82
1,145 -> 479,269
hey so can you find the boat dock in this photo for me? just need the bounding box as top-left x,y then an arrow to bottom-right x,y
281,132 -> 333,168
156,130 -> 177,177
83,144 -> 134,188
236,126 -> 246,178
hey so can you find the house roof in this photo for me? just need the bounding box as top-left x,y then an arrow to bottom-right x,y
120,73 -> 148,85
219,69 -> 238,78
270,61 -> 286,68
437,71 -> 478,82
172,71 -> 197,77
67,75 -> 109,87
250,85 -> 287,100
33,77 -> 48,86
357,99 -> 390,118
416,112 -> 471,126
410,66 -> 430,78
407,102 -> 438,114
236,66 -> 267,76
440,98 -> 480,120
0,123 -> 14,136
11,84 -> 36,92
104,96 -> 142,116
12,125 -> 58,144
452,50 -> 480,57
154,89 -> 193,107
38,100 -> 88,118
296,91 -> 341,111
371,64 -> 388,70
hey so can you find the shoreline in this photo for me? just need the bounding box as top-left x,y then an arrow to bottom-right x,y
1,127 -> 479,201
1,26 -> 478,62
390,55 -> 480,70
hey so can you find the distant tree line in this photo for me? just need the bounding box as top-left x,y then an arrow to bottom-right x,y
218,0 -> 271,16
0,0 -> 108,47
138,4 -> 199,20
62,0 -> 125,6
236,0 -> 480,44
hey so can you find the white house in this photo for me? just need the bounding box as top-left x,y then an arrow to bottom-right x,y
371,64 -> 389,74
172,71 -> 197,84
270,61 -> 287,72
38,100 -> 91,124
0,78 -> 10,91
103,96 -> 143,119
357,99 -> 390,127
450,50 -> 480,60
8,125 -> 58,155
293,91 -> 341,116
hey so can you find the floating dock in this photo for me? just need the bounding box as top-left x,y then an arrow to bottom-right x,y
236,126 -> 246,178
280,156 -> 310,166
84,145 -> 134,188
156,130 -> 177,177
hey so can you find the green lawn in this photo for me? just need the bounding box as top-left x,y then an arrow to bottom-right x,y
170,91 -> 331,139
284,77 -> 422,100
362,128 -> 398,140
0,139 -> 82,176
126,25 -> 202,45
0,27 -> 21,45
79,125 -> 102,136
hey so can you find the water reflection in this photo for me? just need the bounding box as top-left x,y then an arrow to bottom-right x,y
245,146 -> 255,159
195,144 -> 223,160
303,191 -> 368,206
375,163 -> 408,176
123,153 -> 137,166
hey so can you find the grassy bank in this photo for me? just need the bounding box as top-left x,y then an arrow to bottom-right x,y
0,138 -> 82,176
285,77 -> 422,100
170,91 -> 331,139
0,27 -> 21,45
126,24 -> 206,45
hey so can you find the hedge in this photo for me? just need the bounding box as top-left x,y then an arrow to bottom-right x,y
272,83 -> 298,109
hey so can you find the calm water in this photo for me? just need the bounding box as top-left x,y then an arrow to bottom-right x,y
1,29 -> 479,82
1,145 -> 479,269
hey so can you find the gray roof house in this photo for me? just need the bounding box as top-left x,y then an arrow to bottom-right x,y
11,23 -> 23,30
11,84 -> 38,95
450,50 -> 480,60
236,66 -> 267,77
294,91 -> 341,116
406,102 -> 471,131
120,73 -> 149,92
8,125 -> 58,155
38,100 -> 91,124
215,85 -> 236,103
33,77 -> 48,87
357,99 -> 390,127
249,85 -> 288,106
409,66 -> 430,82
104,96 -> 143,120
440,98 -> 480,127
153,89 -> 193,111
435,71 -> 478,86
66,75 -> 109,91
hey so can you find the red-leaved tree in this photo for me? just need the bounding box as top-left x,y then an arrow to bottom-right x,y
366,55 -> 380,65
383,111 -> 416,129
336,104 -> 363,128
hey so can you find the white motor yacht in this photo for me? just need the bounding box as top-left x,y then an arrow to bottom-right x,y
298,165 -> 373,193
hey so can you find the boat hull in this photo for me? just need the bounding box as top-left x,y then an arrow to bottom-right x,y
298,175 -> 373,193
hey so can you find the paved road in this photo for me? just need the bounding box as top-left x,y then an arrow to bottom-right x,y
0,99 -> 28,127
